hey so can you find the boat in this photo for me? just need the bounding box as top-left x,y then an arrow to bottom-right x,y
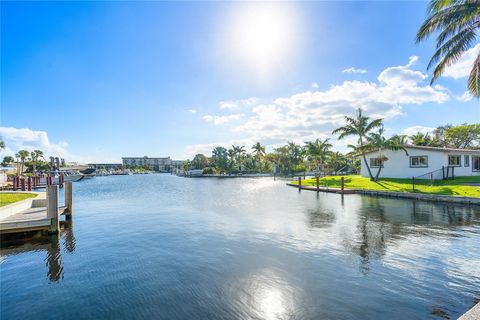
187,169 -> 204,177
51,170 -> 85,183
80,167 -> 96,178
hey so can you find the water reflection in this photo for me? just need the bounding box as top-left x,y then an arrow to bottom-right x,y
1,222 -> 75,283
1,176 -> 479,320
303,195 -> 480,275
235,269 -> 299,320
45,234 -> 63,282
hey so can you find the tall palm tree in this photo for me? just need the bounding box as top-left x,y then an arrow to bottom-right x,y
15,150 -> 30,176
416,0 -> 480,97
366,127 -> 409,181
304,138 -> 332,175
332,108 -> 383,180
0,139 -> 4,151
251,142 -> 266,159
231,145 -> 246,171
30,150 -> 44,174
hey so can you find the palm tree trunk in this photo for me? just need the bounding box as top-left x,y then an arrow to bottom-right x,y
361,153 -> 374,180
359,137 -> 374,180
374,166 -> 382,181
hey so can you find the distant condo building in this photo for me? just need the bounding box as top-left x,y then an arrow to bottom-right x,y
122,156 -> 184,172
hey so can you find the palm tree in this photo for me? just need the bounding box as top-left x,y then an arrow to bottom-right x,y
366,127 -> 409,181
409,132 -> 432,146
332,108 -> 383,180
416,0 -> 480,97
325,151 -> 348,175
0,139 -> 4,151
231,145 -> 246,171
304,138 -> 332,175
30,150 -> 44,174
15,149 -> 30,176
251,142 -> 266,159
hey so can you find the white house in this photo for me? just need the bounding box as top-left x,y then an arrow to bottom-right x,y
360,145 -> 480,179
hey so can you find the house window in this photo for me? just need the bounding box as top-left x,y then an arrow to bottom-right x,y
410,156 -> 428,168
473,156 -> 480,172
464,155 -> 470,167
370,158 -> 383,168
448,155 -> 461,166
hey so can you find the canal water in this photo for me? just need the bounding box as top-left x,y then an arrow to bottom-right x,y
1,174 -> 479,319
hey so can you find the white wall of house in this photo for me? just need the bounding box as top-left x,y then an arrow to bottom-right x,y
360,147 -> 480,179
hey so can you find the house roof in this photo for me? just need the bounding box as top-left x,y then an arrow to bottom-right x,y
364,144 -> 480,154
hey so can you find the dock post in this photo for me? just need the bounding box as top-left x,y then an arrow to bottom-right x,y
298,176 -> 301,191
59,174 -> 64,188
65,182 -> 73,220
13,177 -> 17,191
47,185 -> 59,234
21,178 -> 26,191
316,176 -> 320,193
341,176 -> 345,193
27,177 -> 32,191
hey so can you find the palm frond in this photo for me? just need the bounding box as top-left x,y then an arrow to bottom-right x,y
467,53 -> 480,97
427,25 -> 477,71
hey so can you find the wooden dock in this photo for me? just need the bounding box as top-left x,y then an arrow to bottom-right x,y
0,183 -> 73,235
287,176 -> 356,194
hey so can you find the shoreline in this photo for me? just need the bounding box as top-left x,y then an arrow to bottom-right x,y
287,183 -> 480,205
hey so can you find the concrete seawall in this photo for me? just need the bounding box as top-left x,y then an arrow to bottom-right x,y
287,184 -> 480,205
459,302 -> 480,320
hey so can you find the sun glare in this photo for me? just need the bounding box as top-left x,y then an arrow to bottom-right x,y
228,4 -> 298,74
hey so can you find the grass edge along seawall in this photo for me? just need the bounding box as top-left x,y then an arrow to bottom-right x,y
0,193 -> 37,207
290,175 -> 480,198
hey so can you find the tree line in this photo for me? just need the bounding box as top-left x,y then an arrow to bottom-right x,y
184,109 -> 479,181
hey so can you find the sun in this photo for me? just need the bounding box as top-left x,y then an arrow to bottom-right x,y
228,3 -> 298,74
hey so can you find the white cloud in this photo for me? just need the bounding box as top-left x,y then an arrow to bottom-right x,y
219,98 -> 258,110
378,57 -> 427,87
406,55 -> 419,68
401,126 -> 435,136
342,67 -> 367,74
201,56 -> 449,152
202,113 -> 244,126
443,43 -> 480,79
312,82 -> 319,89
0,127 -> 72,159
456,91 -> 473,102
187,109 -> 197,114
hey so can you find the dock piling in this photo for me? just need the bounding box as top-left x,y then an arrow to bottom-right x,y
65,182 -> 73,220
341,176 -> 345,193
298,176 -> 302,191
316,176 -> 320,193
47,185 -> 59,234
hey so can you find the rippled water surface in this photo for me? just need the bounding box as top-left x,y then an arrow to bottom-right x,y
1,175 -> 479,319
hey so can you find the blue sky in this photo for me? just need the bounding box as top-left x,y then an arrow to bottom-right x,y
1,1 -> 478,163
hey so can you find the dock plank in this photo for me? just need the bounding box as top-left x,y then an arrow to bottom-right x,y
0,206 -> 69,233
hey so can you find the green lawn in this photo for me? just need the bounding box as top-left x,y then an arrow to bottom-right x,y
0,193 -> 37,207
291,175 -> 480,198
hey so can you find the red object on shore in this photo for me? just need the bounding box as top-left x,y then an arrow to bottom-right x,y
59,174 -> 64,188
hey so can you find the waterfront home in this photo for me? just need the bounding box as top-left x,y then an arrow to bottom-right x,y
361,145 -> 480,179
